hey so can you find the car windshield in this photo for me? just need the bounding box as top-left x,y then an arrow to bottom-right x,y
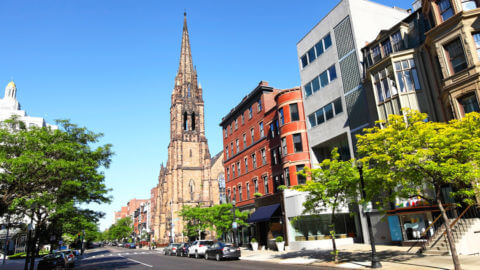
200,241 -> 213,245
173,244 -> 181,247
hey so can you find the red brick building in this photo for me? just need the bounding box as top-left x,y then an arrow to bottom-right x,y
220,81 -> 310,247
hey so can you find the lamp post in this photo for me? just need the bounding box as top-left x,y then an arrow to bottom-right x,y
357,161 -> 382,268
232,200 -> 237,246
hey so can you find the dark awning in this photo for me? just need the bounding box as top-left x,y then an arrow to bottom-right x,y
247,203 -> 280,223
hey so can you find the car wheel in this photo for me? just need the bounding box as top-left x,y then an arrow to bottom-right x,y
195,251 -> 199,259
216,254 -> 220,261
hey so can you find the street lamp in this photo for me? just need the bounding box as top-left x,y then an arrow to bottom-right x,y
232,200 -> 237,246
357,160 -> 382,268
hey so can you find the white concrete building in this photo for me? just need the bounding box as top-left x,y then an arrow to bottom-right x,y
295,0 -> 409,245
0,81 -> 57,129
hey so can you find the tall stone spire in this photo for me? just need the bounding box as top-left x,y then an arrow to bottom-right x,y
176,12 -> 194,86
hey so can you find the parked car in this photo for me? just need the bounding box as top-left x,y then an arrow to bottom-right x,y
205,242 -> 240,261
37,253 -> 68,270
118,243 -> 124,248
128,243 -> 136,249
188,240 -> 214,258
56,249 -> 76,268
164,243 -> 181,256
175,243 -> 191,257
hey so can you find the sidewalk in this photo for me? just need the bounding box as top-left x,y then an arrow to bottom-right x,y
240,244 -> 480,270
0,259 -> 39,270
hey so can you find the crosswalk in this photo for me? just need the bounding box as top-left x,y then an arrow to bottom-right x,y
85,251 -> 163,259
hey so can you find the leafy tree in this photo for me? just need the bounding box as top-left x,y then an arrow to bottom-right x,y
0,118 -> 113,270
108,217 -> 133,241
357,110 -> 480,270
207,203 -> 248,238
178,205 -> 210,239
294,148 -> 358,263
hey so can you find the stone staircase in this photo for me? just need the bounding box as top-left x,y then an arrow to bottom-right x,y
422,218 -> 480,255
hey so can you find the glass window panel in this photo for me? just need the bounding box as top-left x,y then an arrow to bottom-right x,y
304,83 -> 312,97
320,71 -> 329,87
328,65 -> 337,81
402,60 -> 409,69
375,81 -> 384,102
315,41 -> 324,56
391,31 -> 403,51
394,61 -> 402,71
411,69 -> 421,90
382,79 -> 390,99
372,46 -> 381,62
390,78 -> 398,96
439,0 -> 454,21
301,55 -> 308,68
334,98 -> 343,115
293,134 -> 303,152
323,34 -> 332,49
404,70 -> 414,91
324,103 -> 334,120
316,109 -> 325,125
382,39 -> 392,56
308,114 -> 316,127
296,165 -> 306,185
312,77 -> 320,92
279,108 -> 284,125
290,103 -> 300,121
462,1 -> 477,11
474,33 -> 480,60
308,47 -> 316,63
396,71 -> 406,92
459,93 -> 480,113
409,59 -> 415,68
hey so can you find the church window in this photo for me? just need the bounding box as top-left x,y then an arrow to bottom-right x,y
191,112 -> 196,130
263,175 -> 269,194
252,153 -> 257,169
253,178 -> 259,193
183,112 -> 188,131
189,180 -> 194,201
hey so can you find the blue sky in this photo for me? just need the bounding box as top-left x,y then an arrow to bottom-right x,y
1,0 -> 414,230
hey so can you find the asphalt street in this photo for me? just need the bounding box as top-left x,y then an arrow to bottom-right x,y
76,247 -> 338,270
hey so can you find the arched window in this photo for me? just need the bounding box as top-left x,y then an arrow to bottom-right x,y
187,83 -> 191,98
189,180 -> 194,201
183,112 -> 188,131
191,112 -> 196,130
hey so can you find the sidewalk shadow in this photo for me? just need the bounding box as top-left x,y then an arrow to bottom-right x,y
83,250 -> 110,258
77,257 -> 136,269
271,249 -> 449,270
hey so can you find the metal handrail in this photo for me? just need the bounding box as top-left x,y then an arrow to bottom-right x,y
406,206 -> 450,253
442,204 -> 473,236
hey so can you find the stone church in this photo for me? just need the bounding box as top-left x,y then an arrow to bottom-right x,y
152,13 -> 223,244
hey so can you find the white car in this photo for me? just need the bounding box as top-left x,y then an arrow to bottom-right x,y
188,240 -> 214,258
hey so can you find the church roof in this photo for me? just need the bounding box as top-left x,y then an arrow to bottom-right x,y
210,151 -> 223,165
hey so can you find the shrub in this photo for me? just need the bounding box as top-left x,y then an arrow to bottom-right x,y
253,192 -> 263,197
250,238 -> 257,243
275,236 -> 284,242
277,185 -> 287,191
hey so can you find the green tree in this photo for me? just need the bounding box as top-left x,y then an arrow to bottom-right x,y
207,203 -> 248,238
294,148 -> 358,263
357,110 -> 480,270
0,118 -> 113,269
108,217 -> 133,241
178,205 -> 210,239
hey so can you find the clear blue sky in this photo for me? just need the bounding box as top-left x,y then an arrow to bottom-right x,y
1,0 -> 413,230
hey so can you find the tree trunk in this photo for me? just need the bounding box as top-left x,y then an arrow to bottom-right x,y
330,207 -> 338,264
436,197 -> 462,270
29,228 -> 39,270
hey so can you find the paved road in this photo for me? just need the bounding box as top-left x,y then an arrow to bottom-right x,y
76,247 -> 337,270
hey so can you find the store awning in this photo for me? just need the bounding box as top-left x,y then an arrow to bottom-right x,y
247,203 -> 280,223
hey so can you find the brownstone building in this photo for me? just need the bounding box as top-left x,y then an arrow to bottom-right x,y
151,14 -> 222,244
220,82 -> 310,247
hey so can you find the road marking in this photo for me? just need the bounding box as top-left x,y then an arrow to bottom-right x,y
119,255 -> 153,268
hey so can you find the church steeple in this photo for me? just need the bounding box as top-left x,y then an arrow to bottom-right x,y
178,12 -> 194,77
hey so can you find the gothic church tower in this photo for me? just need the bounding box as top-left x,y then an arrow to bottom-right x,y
155,13 -> 219,243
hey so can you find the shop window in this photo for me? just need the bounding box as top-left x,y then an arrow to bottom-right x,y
438,0 -> 454,22
444,39 -> 467,74
296,165 -> 306,184
459,93 -> 480,115
290,214 -> 356,241
290,103 -> 299,121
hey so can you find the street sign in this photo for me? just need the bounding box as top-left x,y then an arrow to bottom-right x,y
232,222 -> 237,229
